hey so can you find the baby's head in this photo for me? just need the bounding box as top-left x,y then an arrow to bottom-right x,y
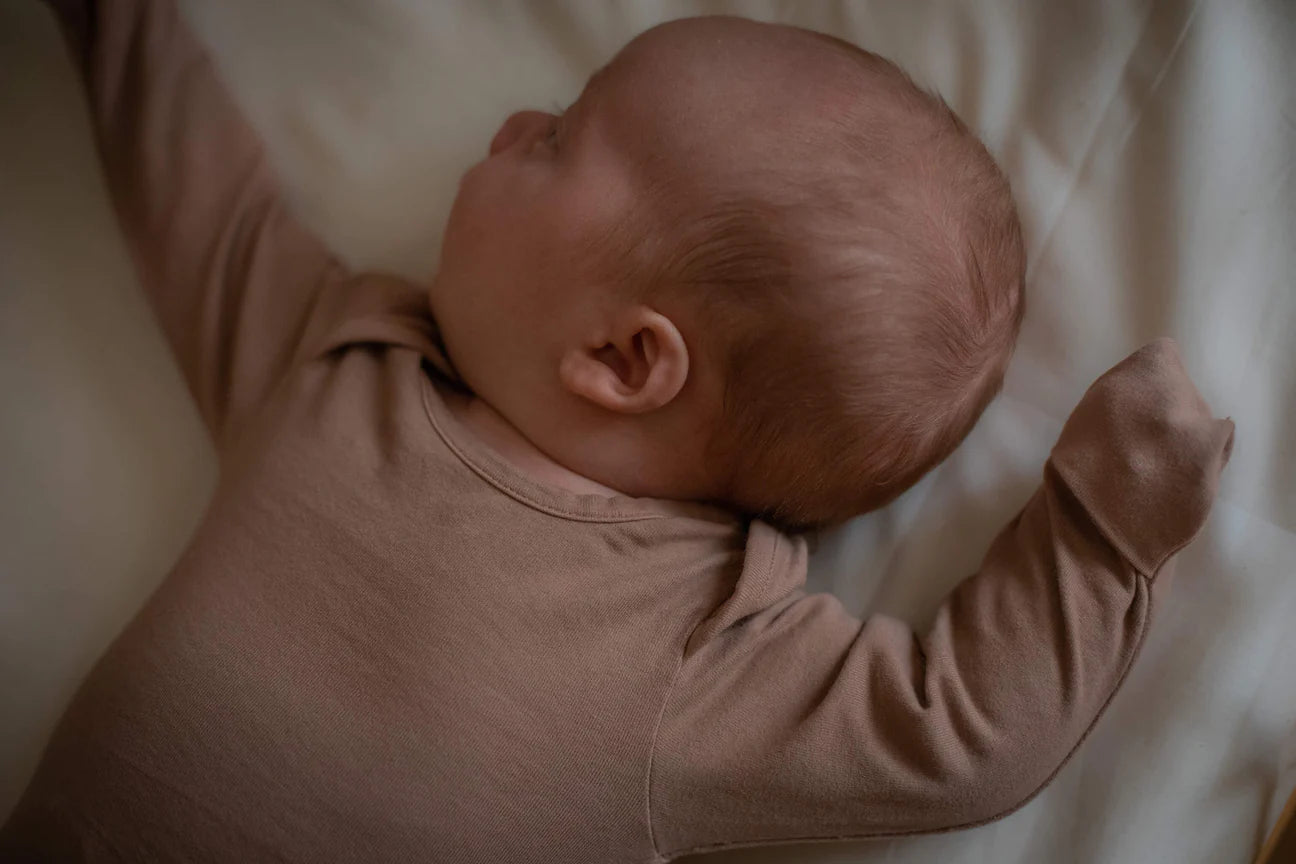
431,16 -> 1024,528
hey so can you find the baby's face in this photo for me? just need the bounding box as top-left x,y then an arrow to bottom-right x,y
430,48 -> 641,416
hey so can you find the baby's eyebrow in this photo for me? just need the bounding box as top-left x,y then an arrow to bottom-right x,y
580,64 -> 612,109
561,66 -> 609,141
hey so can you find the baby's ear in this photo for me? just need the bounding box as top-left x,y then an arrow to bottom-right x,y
558,306 -> 689,414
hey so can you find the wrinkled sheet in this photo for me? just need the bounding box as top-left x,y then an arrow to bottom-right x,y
2,0 -> 1293,861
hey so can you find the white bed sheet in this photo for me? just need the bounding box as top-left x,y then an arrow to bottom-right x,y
2,1 -> 1293,861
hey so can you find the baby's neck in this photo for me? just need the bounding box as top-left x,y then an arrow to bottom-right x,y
441,391 -> 627,499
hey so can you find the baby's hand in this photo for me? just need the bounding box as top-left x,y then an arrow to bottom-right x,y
1050,337 -> 1235,577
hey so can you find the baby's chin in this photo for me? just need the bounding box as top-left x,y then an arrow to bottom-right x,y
425,264 -> 464,323
423,273 -> 460,358
425,274 -> 444,321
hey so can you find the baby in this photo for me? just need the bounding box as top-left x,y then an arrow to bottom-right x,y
3,1 -> 1234,863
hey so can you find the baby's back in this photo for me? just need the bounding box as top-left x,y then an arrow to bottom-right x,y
2,309 -> 1235,864
4,341 -> 748,863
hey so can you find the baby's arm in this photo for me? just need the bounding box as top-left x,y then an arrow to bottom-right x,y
45,0 -> 350,446
649,339 -> 1234,860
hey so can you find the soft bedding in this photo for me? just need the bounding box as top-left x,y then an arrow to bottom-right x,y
2,1 -> 1293,861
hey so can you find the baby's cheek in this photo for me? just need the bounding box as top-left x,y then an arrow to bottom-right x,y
445,160 -> 578,311
453,166 -> 537,252
445,169 -> 493,248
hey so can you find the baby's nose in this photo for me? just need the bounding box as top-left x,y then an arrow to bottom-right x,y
488,110 -> 553,157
